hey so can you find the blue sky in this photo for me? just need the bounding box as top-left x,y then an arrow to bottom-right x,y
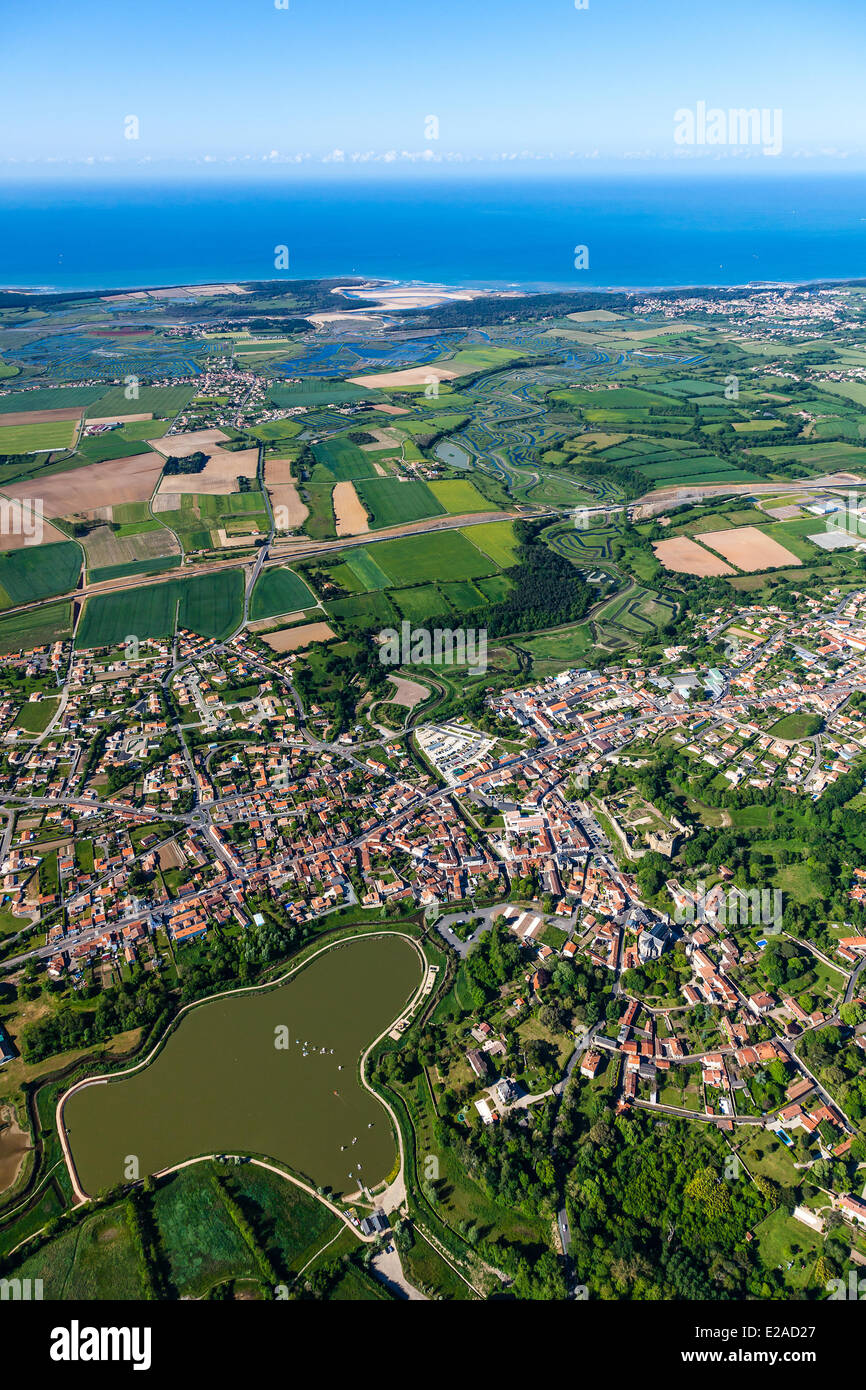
2,0 -> 864,173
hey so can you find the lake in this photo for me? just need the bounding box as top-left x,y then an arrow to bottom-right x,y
63,933 -> 422,1196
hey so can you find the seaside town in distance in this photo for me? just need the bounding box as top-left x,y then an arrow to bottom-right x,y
4,274 -> 866,1310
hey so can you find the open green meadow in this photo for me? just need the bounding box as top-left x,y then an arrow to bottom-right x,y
0,387 -> 105,413
301,485 -> 336,539
312,437 -> 380,482
351,478 -> 445,529
0,420 -> 78,452
153,1167 -> 259,1297
90,554 -> 182,584
369,530 -> 498,585
341,547 -> 392,591
326,589 -> 397,626
267,381 -> 372,408
0,541 -> 82,609
251,566 -> 316,619
8,1205 -> 146,1300
427,478 -> 492,514
0,601 -> 72,652
76,569 -> 243,647
391,584 -> 454,621
459,520 -> 520,567
87,384 -> 196,418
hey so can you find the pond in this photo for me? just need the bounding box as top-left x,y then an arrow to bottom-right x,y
64,933 -> 422,1196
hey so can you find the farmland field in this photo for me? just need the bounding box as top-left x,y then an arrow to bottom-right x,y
76,569 -> 243,647
76,581 -> 179,647
699,526 -> 802,571
460,520 -> 520,567
250,566 -> 316,620
326,590 -> 397,625
351,478 -> 445,529
0,387 -> 106,413
312,437 -> 379,482
90,554 -> 182,584
0,419 -> 78,452
371,530 -> 498,585
391,584 -> 453,621
427,479 -> 492,514
268,381 -> 372,408
87,384 -> 195,418
441,579 -> 486,610
179,569 -> 244,638
342,547 -> 392,591
0,540 -> 82,608
0,601 -> 72,651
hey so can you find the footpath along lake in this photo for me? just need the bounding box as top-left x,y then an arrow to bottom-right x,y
63,933 -> 423,1196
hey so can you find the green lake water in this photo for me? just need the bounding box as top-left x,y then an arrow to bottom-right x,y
64,933 -> 422,1195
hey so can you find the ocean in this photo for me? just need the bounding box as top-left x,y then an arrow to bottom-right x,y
0,172 -> 864,293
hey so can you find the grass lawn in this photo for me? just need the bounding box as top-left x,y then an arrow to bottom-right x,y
753,1208 -> 823,1292
13,696 -> 59,733
767,713 -> 823,740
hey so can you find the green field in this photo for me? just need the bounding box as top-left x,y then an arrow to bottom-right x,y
301,485 -> 336,540
342,547 -> 392,591
0,420 -> 77,452
72,433 -> 154,465
0,541 -> 82,609
391,584 -> 453,621
427,479 -> 492,514
76,569 -> 243,647
0,387 -> 105,413
370,530 -> 498,585
7,1206 -> 146,1300
268,381 -> 372,408
0,601 -> 72,652
13,696 -> 59,733
325,590 -> 397,625
312,437 -> 379,482
87,384 -> 196,418
248,419 -> 303,442
90,554 -> 182,584
459,520 -> 520,567
153,1167 -> 259,1297
250,566 -> 316,619
553,385 -> 675,410
352,478 -> 445,529
475,573 -> 514,602
767,713 -> 823,740
441,578 -> 486,610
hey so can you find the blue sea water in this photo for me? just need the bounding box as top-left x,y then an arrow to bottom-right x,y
0,172 -> 864,293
